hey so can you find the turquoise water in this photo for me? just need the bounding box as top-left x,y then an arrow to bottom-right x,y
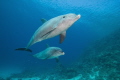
0,0 -> 120,79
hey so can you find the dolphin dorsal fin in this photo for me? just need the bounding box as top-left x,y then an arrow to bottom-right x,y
60,31 -> 66,43
41,18 -> 47,23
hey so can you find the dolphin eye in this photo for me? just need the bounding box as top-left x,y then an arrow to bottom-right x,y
63,16 -> 66,18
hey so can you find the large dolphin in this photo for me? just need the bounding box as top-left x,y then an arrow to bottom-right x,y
16,13 -> 81,52
33,47 -> 65,62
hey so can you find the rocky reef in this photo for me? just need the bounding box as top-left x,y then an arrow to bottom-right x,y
71,28 -> 120,80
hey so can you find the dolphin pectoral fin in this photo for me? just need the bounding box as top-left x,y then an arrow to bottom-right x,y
55,57 -> 59,63
60,31 -> 66,43
15,48 -> 32,52
41,18 -> 47,23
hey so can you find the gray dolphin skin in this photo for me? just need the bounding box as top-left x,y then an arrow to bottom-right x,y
33,47 -> 65,62
15,13 -> 81,52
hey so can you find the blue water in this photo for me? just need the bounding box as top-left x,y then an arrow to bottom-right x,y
0,0 -> 120,79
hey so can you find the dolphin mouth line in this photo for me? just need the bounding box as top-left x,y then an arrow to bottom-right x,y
74,14 -> 81,20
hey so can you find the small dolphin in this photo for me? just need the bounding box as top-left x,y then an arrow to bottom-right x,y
33,47 -> 65,62
15,13 -> 81,52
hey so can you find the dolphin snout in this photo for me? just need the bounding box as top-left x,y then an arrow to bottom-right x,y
77,14 -> 81,18
62,52 -> 65,55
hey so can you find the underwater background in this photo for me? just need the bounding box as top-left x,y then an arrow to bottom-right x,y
0,0 -> 120,80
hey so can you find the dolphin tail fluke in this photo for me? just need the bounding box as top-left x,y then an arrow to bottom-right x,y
15,48 -> 32,52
